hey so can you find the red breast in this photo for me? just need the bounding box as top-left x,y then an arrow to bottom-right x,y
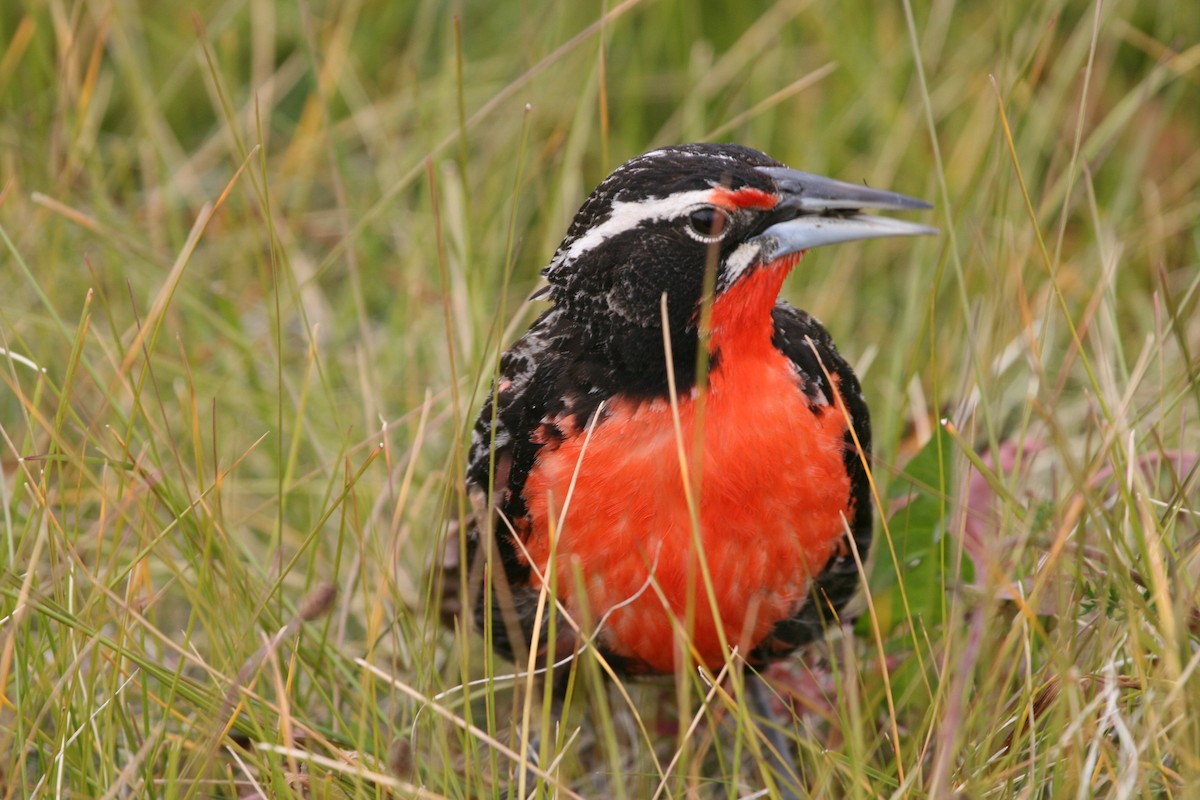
521,260 -> 853,672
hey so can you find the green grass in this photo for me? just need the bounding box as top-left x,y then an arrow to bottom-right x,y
2,0 -> 1198,796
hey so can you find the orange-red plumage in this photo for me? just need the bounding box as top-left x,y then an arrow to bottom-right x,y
522,257 -> 852,672
711,185 -> 778,211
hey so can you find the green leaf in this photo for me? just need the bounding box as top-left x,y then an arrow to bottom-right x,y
861,425 -> 971,637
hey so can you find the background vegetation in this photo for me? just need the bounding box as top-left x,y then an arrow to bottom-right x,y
2,0 -> 1197,796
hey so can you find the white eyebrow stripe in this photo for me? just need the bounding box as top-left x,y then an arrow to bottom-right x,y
554,188 -> 716,266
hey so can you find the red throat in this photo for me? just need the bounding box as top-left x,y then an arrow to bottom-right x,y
709,253 -> 802,357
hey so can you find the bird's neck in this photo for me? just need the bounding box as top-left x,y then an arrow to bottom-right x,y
708,254 -> 800,360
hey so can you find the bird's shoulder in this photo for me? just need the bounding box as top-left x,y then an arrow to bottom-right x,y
466,306 -> 612,511
769,301 -> 870,445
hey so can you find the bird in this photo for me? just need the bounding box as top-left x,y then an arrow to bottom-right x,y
458,142 -> 935,686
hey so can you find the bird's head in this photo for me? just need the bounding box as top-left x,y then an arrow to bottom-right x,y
541,143 -> 936,391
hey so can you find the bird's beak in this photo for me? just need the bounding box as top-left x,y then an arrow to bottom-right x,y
749,166 -> 938,261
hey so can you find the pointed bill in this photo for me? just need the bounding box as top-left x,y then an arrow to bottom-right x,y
750,166 -> 938,260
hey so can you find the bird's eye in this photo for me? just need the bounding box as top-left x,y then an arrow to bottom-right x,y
686,206 -> 729,242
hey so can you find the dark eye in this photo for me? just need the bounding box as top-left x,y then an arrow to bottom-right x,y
686,206 -> 729,241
